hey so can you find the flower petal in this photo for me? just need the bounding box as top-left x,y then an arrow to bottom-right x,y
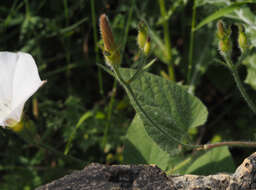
0,52 -> 44,127
0,52 -> 20,126
1,103 -> 24,127
11,52 -> 44,117
0,52 -> 18,102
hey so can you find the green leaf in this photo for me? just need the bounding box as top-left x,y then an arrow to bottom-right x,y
196,0 -> 227,7
243,54 -> 256,90
124,115 -> 184,171
119,68 -> 208,155
174,146 -> 235,175
194,1 -> 255,31
245,69 -> 256,90
124,115 -> 234,174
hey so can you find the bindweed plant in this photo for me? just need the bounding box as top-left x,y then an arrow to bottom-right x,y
2,1 -> 256,189
99,12 -> 256,173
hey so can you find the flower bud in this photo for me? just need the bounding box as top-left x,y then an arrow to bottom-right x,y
99,14 -> 120,66
216,20 -> 232,56
238,24 -> 248,53
104,49 -> 121,67
143,38 -> 151,56
218,39 -> 232,54
137,22 -> 148,50
99,14 -> 115,52
217,20 -> 225,40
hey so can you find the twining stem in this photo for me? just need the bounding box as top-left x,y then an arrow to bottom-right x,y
223,55 -> 256,114
24,0 -> 30,18
62,0 -> 72,94
63,0 -> 69,25
196,141 -> 256,151
102,80 -> 117,149
231,68 -> 256,114
90,0 -> 104,96
195,52 -> 256,152
158,0 -> 175,81
187,0 -> 197,83
121,0 -> 135,55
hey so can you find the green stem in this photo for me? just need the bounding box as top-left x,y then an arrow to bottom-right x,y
231,67 -> 256,114
121,0 -> 135,56
63,0 -> 69,25
102,79 -> 117,149
224,55 -> 256,114
158,0 -> 175,81
64,45 -> 72,94
90,0 -> 104,96
24,0 -> 30,18
62,0 -> 72,93
187,0 -> 197,83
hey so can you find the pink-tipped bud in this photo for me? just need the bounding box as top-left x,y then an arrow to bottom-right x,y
99,14 -> 120,66
217,20 -> 225,39
99,14 -> 115,52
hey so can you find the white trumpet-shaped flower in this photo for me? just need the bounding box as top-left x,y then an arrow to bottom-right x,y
0,52 -> 45,127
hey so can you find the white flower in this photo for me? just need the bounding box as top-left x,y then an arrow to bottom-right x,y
0,52 -> 46,127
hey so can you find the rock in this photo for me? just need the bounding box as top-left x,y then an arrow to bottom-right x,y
36,152 -> 256,190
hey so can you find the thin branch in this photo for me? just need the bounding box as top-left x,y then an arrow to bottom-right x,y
196,141 -> 256,151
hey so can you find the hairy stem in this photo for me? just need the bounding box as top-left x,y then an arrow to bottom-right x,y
224,55 -> 256,114
196,141 -> 256,151
231,68 -> 256,114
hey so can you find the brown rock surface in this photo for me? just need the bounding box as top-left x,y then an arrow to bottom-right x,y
36,152 -> 256,190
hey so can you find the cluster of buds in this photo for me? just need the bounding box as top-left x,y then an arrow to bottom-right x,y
217,20 -> 232,57
99,14 -> 121,67
137,22 -> 151,56
217,20 -> 248,58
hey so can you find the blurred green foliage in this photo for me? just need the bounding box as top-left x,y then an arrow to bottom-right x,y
0,0 -> 256,189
